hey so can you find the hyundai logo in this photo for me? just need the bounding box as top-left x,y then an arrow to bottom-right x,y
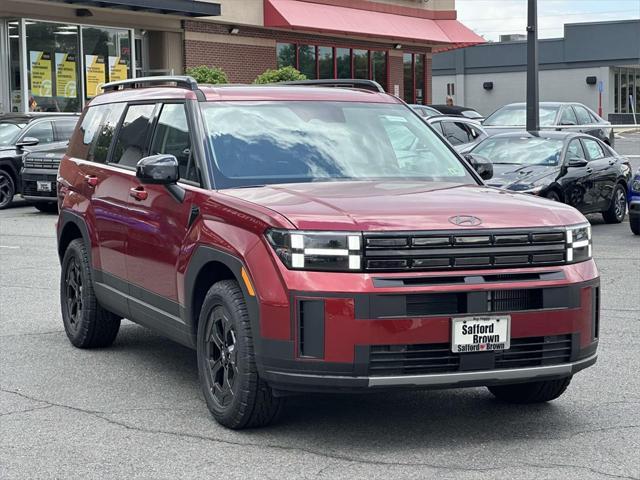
449,215 -> 482,226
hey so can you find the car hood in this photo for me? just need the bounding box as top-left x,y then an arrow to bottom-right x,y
220,181 -> 583,231
486,163 -> 560,189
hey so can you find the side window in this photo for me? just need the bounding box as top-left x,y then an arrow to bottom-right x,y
573,106 -> 592,125
431,121 -> 444,135
150,103 -> 198,183
567,139 -> 587,159
582,138 -> 605,161
111,104 -> 156,168
442,122 -> 472,146
54,119 -> 78,142
560,107 -> 578,125
67,106 -> 107,159
92,103 -> 126,163
25,121 -> 54,144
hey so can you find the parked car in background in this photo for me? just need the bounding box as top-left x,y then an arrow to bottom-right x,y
0,113 -> 77,209
483,102 -> 614,147
470,131 -> 631,223
21,144 -> 67,212
427,115 -> 487,152
629,167 -> 640,235
57,77 -> 600,430
429,104 -> 484,121
410,104 -> 442,118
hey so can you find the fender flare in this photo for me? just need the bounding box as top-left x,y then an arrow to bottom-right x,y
57,210 -> 92,265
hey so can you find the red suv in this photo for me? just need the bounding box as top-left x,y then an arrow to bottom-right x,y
57,77 -> 599,429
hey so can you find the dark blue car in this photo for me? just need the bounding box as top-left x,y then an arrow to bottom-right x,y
629,167 -> 640,235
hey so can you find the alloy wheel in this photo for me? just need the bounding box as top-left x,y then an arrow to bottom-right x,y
65,257 -> 83,332
614,188 -> 626,220
0,174 -> 13,208
204,306 -> 238,407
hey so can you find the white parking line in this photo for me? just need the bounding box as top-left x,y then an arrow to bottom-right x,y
0,245 -> 20,249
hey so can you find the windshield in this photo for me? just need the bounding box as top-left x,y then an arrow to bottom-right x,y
484,105 -> 560,127
202,101 -> 476,188
0,122 -> 26,147
472,136 -> 564,166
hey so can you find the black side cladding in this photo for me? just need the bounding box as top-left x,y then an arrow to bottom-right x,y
299,299 -> 325,358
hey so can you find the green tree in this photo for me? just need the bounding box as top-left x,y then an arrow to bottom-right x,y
254,66 -> 306,84
185,65 -> 228,84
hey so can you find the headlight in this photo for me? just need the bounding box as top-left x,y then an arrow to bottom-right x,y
566,223 -> 592,263
509,184 -> 544,194
266,229 -> 362,271
631,179 -> 640,193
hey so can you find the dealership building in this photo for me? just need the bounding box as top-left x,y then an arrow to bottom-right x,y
0,0 -> 482,113
432,19 -> 640,122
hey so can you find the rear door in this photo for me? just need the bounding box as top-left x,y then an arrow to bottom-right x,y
441,121 -> 473,147
582,137 -> 616,211
124,102 -> 201,339
574,105 -> 607,142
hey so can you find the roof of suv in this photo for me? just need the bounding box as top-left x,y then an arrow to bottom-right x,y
0,112 -> 79,121
90,85 -> 401,106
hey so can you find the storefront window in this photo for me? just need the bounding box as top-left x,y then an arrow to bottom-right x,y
82,26 -> 132,100
353,49 -> 368,79
298,45 -> 316,79
24,21 -> 81,112
318,46 -> 333,79
371,51 -> 387,89
636,72 -> 640,114
276,43 -> 296,69
415,54 -> 425,104
8,21 -> 22,112
336,48 -> 351,79
403,53 -> 413,103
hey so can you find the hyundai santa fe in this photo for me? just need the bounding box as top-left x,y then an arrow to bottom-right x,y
57,77 -> 599,429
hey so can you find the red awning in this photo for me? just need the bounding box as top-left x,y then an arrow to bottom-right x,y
264,0 -> 484,51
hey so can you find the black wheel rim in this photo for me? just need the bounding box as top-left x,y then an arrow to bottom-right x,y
0,174 -> 12,208
614,189 -> 626,220
204,306 -> 238,407
65,257 -> 83,331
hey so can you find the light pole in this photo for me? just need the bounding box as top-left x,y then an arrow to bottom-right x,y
526,0 -> 539,132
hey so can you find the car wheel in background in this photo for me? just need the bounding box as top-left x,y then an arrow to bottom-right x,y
545,191 -> 561,202
602,184 -> 627,224
34,203 -> 58,214
197,280 -> 283,429
631,216 -> 640,235
487,377 -> 572,403
0,170 -> 15,210
60,239 -> 121,348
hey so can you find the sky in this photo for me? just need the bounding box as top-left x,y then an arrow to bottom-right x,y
456,0 -> 640,41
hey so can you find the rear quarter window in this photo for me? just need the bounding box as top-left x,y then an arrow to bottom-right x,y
67,104 -> 125,163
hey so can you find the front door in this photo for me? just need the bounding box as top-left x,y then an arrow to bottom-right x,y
124,102 -> 201,338
562,138 -> 594,212
582,137 -> 617,211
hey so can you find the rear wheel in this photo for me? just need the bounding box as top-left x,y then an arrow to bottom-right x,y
60,239 -> 121,348
488,377 -> 571,404
0,170 -> 15,210
197,280 -> 283,429
602,184 -> 626,223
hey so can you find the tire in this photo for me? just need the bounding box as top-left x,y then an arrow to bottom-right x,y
602,183 -> 627,224
631,216 -> 640,235
0,170 -> 15,210
487,376 -> 572,404
34,202 -> 58,213
197,280 -> 283,429
60,239 -> 121,348
545,190 -> 561,202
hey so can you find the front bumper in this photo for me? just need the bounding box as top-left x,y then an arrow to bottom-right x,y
21,169 -> 57,202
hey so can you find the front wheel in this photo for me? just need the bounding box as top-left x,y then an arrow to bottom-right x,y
602,184 -> 626,224
197,280 -> 282,429
488,377 -> 571,404
0,170 -> 15,210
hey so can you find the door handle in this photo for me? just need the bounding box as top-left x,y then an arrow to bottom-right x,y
84,175 -> 98,187
129,186 -> 148,201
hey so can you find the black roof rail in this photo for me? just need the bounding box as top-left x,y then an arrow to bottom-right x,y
278,79 -> 385,93
101,76 -> 205,99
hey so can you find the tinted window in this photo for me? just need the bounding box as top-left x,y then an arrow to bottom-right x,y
112,104 -> 155,167
318,46 -> 333,79
67,105 -> 107,159
150,104 -> 198,183
92,103 -> 126,163
54,118 -> 78,142
567,139 -> 587,160
582,138 -> 605,160
0,122 -> 25,146
560,107 -> 578,125
336,48 -> 351,79
25,121 -> 54,144
442,122 -> 472,146
430,121 -> 444,134
202,102 -> 475,189
573,106 -> 592,125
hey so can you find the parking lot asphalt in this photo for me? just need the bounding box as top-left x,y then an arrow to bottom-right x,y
1,136 -> 639,480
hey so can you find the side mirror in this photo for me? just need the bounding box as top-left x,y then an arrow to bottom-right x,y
567,157 -> 588,168
136,154 -> 179,185
16,137 -> 40,149
465,153 -> 493,180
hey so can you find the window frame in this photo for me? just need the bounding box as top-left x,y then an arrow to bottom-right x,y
21,119 -> 55,145
107,101 -> 159,170
565,138 -> 587,163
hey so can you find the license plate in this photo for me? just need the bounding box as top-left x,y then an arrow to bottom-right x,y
37,181 -> 52,192
452,315 -> 510,353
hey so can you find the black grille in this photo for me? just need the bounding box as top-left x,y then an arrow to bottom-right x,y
363,228 -> 567,272
368,335 -> 572,376
488,289 -> 543,312
23,155 -> 61,169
